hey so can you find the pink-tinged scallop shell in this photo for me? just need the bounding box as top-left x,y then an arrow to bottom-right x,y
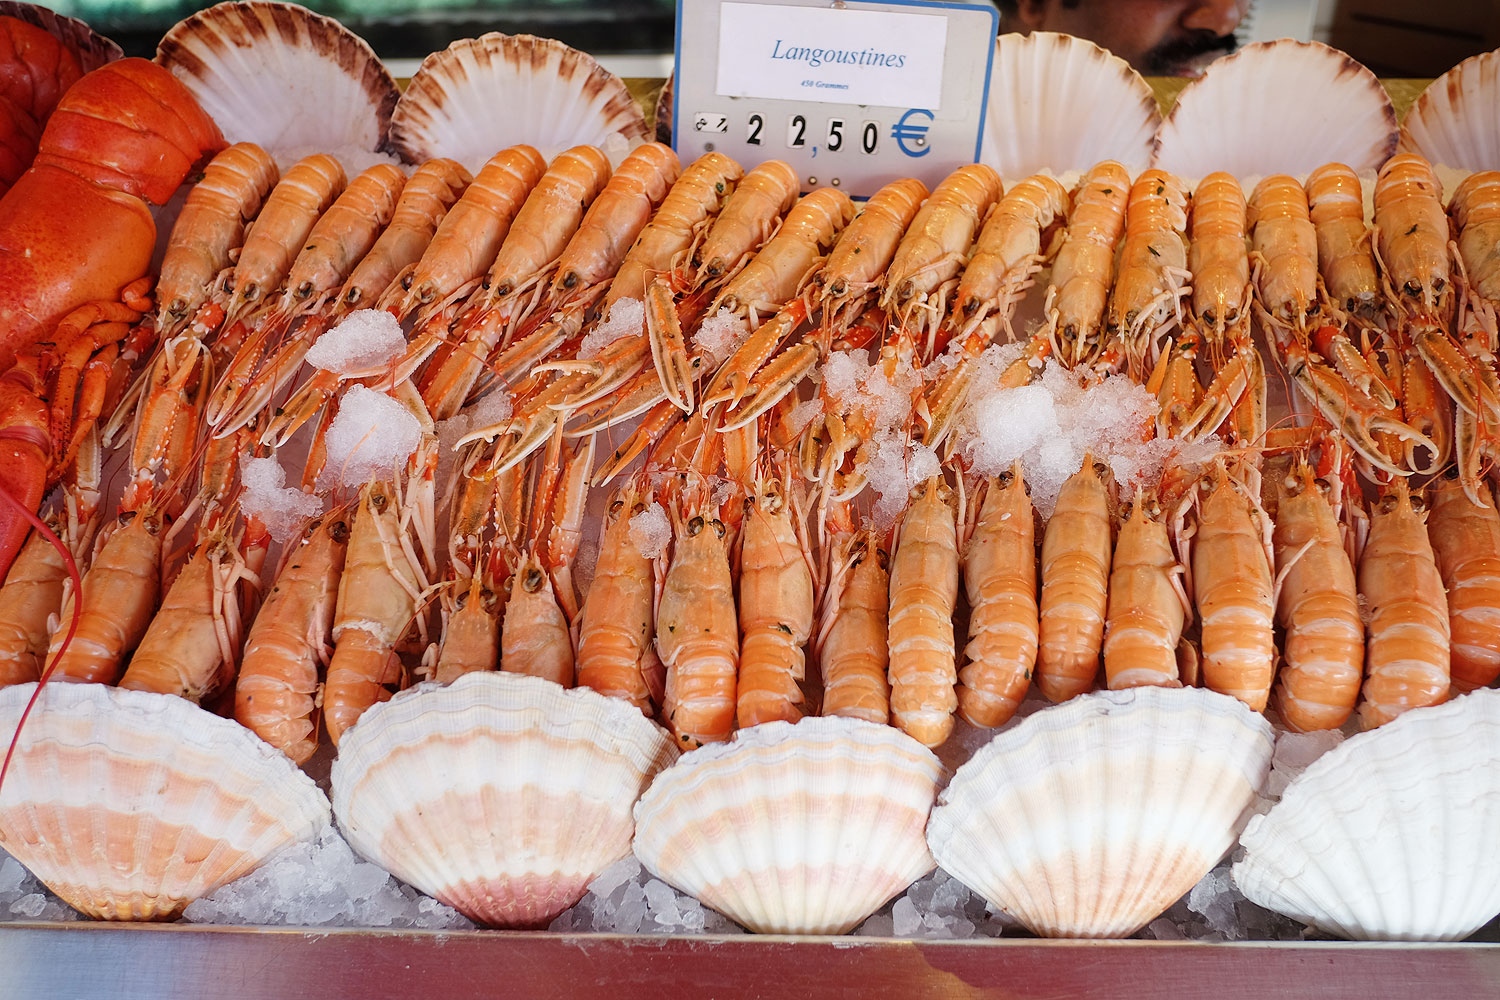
156,1 -> 398,166
330,671 -> 678,928
982,32 -> 1161,178
1399,48 -> 1500,171
0,1 -> 121,71
928,686 -> 1274,937
0,682 -> 329,920
386,32 -> 648,172
1234,689 -> 1500,940
633,717 -> 942,934
1153,39 -> 1396,180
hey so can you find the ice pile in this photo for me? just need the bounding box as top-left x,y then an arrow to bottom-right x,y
856,868 -> 1017,939
182,826 -> 472,930
819,350 -> 939,527
0,849 -> 77,923
956,351 -> 1220,517
239,456 -> 324,542
305,309 -> 408,374
578,298 -> 645,359
691,308 -> 749,366
628,501 -> 671,560
321,385 -> 425,488
548,856 -> 744,935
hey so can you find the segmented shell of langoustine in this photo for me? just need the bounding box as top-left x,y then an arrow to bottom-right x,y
1399,48 -> 1500,171
0,0 -> 121,71
1236,689 -> 1500,941
0,681 -> 329,921
983,31 -> 1160,178
386,32 -> 648,172
1153,39 -> 1396,179
156,1 -> 399,168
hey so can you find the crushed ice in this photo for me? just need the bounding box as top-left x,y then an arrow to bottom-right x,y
181,826 -> 471,930
956,353 -> 1220,518
548,856 -> 743,935
578,298 -> 644,360
320,385 -> 424,488
628,501 -> 671,560
305,309 -> 407,374
692,308 -> 749,366
0,850 -> 78,923
239,456 -> 324,542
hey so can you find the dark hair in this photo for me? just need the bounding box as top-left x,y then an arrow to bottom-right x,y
995,0 -> 1085,22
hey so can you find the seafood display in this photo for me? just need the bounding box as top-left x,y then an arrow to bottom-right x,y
0,0 -> 1498,948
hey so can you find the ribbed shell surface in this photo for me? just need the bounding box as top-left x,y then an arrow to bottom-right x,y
927,686 -> 1273,937
1399,49 -> 1500,171
633,717 -> 942,934
1234,689 -> 1500,941
0,682 -> 329,919
982,32 -> 1160,178
387,32 -> 648,170
1152,40 -> 1397,180
331,672 -> 678,928
156,1 -> 399,162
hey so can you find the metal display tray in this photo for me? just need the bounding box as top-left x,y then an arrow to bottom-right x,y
2,923 -> 1499,1000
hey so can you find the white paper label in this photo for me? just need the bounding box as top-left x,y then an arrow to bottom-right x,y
715,2 -> 947,110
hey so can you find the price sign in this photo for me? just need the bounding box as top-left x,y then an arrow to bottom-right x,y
672,0 -> 996,198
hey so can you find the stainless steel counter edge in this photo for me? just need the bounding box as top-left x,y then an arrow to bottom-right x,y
1,923 -> 1497,999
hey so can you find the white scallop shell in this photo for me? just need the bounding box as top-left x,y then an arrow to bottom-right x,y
1153,40 -> 1397,180
387,33 -> 648,173
981,32 -> 1161,179
928,687 -> 1274,938
633,717 -> 941,934
156,1 -> 399,166
0,682 -> 328,919
331,672 -> 678,928
1234,689 -> 1500,940
1399,49 -> 1500,171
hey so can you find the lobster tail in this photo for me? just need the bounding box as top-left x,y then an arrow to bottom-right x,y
35,58 -> 223,204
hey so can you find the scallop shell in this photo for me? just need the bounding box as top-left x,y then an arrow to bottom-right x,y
633,717 -> 942,934
1153,40 -> 1397,180
0,682 -> 329,920
1399,49 -> 1500,171
654,72 -> 674,145
386,32 -> 648,171
0,1 -> 121,72
927,687 -> 1274,938
981,32 -> 1161,178
1234,689 -> 1500,940
331,671 -> 678,928
156,1 -> 398,165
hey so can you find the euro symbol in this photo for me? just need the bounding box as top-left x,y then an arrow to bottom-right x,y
892,108 -> 933,158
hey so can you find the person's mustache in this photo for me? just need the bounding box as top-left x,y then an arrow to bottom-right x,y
1143,32 -> 1238,74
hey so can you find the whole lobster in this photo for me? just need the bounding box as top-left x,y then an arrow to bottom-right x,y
0,57 -> 224,578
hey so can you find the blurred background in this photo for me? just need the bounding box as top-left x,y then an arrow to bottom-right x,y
45,0 -> 1500,78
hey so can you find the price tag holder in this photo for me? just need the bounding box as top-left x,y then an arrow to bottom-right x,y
672,0 -> 996,198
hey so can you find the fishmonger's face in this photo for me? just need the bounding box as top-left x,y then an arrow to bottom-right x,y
1012,0 -> 1250,76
